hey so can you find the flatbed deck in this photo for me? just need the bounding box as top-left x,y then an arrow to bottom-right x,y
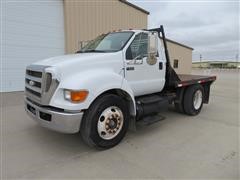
176,74 -> 216,88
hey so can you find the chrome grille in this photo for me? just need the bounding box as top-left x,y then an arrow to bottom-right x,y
25,78 -> 41,88
25,65 -> 59,105
26,70 -> 42,78
25,68 -> 43,100
25,87 -> 41,97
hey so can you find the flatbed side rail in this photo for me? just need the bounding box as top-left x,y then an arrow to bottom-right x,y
176,76 -> 217,88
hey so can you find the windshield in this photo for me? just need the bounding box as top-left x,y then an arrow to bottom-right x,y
79,32 -> 134,53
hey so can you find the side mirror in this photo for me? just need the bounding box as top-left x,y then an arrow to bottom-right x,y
148,32 -> 158,55
147,32 -> 158,65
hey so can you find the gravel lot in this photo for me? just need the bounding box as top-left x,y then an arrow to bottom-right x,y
1,69 -> 239,179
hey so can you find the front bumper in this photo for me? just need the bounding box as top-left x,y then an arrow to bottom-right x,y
24,98 -> 83,134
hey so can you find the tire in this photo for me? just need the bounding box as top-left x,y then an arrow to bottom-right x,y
174,101 -> 184,113
183,85 -> 204,116
80,94 -> 130,149
174,89 -> 185,113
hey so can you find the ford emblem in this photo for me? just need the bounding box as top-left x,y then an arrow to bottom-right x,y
29,80 -> 35,86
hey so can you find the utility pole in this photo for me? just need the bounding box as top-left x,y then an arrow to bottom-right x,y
200,54 -> 202,68
236,54 -> 239,69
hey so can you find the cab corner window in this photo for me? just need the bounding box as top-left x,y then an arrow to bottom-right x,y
126,33 -> 148,60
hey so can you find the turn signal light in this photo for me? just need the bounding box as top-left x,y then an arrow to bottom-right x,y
64,90 -> 89,103
71,91 -> 88,102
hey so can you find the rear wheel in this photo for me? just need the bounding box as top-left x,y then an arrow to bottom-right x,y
80,94 -> 129,149
174,101 -> 184,113
183,85 -> 204,115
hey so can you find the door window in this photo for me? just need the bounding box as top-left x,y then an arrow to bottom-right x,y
126,33 -> 148,60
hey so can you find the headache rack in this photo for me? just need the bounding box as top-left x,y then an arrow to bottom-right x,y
146,25 -> 181,89
146,25 -> 216,90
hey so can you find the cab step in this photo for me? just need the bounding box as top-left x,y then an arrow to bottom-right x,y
137,114 -> 165,126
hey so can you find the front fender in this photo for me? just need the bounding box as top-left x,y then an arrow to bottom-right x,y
49,69 -> 136,113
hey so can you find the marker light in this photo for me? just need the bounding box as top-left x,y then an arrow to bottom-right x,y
64,90 -> 89,103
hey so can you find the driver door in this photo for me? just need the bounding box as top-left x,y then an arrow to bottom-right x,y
124,32 -> 165,96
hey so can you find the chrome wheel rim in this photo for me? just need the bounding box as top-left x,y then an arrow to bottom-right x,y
193,90 -> 203,110
97,106 -> 124,140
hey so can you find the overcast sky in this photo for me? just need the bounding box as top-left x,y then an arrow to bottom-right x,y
129,0 -> 239,62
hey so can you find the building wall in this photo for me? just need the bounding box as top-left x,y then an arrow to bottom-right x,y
64,0 -> 148,53
64,0 -> 192,74
227,62 -> 240,68
192,62 -> 209,68
193,62 -> 240,68
167,41 -> 193,74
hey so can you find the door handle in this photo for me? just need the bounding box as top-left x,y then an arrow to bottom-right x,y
126,67 -> 135,71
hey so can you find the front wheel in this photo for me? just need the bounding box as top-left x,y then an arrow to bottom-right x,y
80,94 -> 129,149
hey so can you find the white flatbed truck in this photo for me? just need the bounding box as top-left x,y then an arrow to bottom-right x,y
25,25 -> 216,148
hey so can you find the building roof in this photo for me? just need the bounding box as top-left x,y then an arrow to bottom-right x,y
157,37 -> 193,50
164,38 -> 194,50
119,0 -> 150,15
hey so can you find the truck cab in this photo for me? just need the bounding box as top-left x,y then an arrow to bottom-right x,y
25,26 -> 216,149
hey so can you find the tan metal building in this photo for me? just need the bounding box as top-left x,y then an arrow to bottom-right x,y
64,0 -> 193,74
64,0 -> 149,54
166,39 -> 193,74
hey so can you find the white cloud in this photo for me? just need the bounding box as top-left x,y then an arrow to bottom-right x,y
129,0 -> 239,61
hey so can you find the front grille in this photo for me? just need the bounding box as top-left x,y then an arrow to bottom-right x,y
25,65 -> 59,105
26,69 -> 42,78
25,68 -> 44,101
25,87 -> 41,98
25,78 -> 41,88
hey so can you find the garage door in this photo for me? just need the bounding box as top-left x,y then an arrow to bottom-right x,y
1,0 -> 65,92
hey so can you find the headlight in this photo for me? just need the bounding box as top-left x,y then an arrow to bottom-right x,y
64,89 -> 89,103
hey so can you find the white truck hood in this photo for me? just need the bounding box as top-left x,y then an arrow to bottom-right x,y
33,53 -> 114,67
31,52 -> 123,82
